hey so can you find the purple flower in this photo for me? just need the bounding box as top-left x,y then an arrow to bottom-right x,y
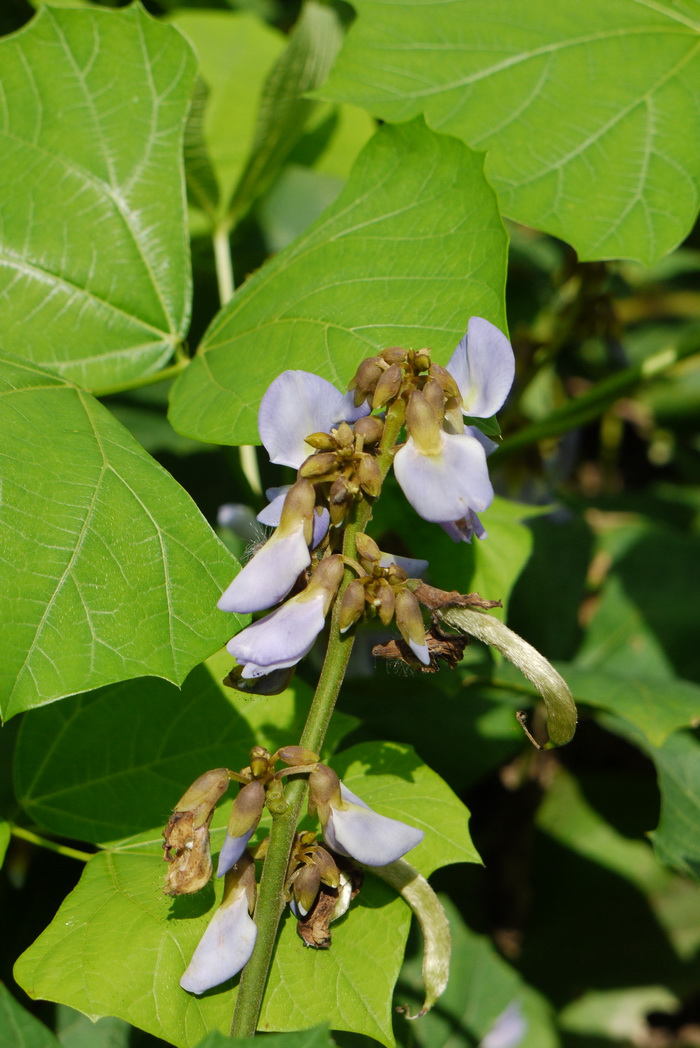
439,509 -> 487,544
217,780 -> 265,878
257,486 -> 330,548
445,317 -> 515,420
258,370 -> 370,469
309,765 -> 424,867
324,783 -> 424,865
217,479 -> 315,615
394,392 -> 494,524
227,556 -> 344,679
180,856 -> 257,995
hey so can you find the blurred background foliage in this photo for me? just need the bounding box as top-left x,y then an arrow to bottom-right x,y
2,1 -> 700,1046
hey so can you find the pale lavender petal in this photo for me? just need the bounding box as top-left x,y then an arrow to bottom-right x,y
394,431 -> 494,523
216,829 -> 254,878
256,488 -> 288,527
440,510 -> 487,544
258,491 -> 328,549
445,317 -> 515,419
228,594 -> 326,674
480,1001 -> 527,1048
180,894 -> 257,994
408,637 -> 431,666
325,783 -> 424,866
379,553 -> 429,577
258,371 -> 369,468
466,424 -> 499,457
311,507 -> 330,548
217,524 -> 310,614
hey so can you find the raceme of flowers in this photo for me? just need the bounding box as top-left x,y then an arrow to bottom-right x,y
162,748 -> 425,994
219,317 -> 514,684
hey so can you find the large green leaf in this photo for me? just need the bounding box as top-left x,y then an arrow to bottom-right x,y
319,0 -> 700,265
15,743 -> 477,1047
0,4 -> 196,389
168,118 -> 508,445
0,357 -> 240,720
602,716 -> 700,882
557,665 -> 700,747
195,1030 -> 333,1048
14,657 -> 357,845
0,984 -> 60,1048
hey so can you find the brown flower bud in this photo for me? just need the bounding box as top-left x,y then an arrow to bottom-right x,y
375,579 -> 396,627
339,578 -> 367,632
307,763 -> 342,819
422,377 -> 446,418
372,362 -> 403,409
277,745 -> 320,767
335,422 -> 354,448
356,454 -> 382,497
405,390 -> 442,455
353,415 -> 384,445
429,362 -> 461,400
227,780 -> 265,839
292,862 -> 322,916
349,357 -> 384,404
354,532 -> 380,565
299,452 -> 339,479
395,588 -> 427,648
304,432 -> 336,450
381,346 -> 407,365
313,845 -> 341,889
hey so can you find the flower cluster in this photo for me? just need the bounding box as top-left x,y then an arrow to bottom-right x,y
217,317 -> 514,684
164,746 -> 424,995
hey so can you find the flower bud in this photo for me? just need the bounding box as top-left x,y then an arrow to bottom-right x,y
304,432 -> 336,450
299,451 -> 339,479
405,390 -> 443,456
335,421 -> 354,448
395,588 -> 430,666
313,845 -> 341,889
381,347 -> 407,365
375,579 -> 396,627
217,780 -> 265,878
372,362 -> 403,409
339,578 -> 367,633
422,377 -> 446,418
355,532 -> 381,565
291,862 -> 322,917
356,454 -> 382,497
277,745 -> 320,766
354,415 -> 384,445
429,362 -> 461,401
308,763 -> 343,820
349,357 -> 384,405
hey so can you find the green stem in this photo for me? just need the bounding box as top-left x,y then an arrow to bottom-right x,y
11,825 -> 93,863
91,358 -> 188,399
213,224 -> 235,306
498,337 -> 700,458
229,398 -> 407,1038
